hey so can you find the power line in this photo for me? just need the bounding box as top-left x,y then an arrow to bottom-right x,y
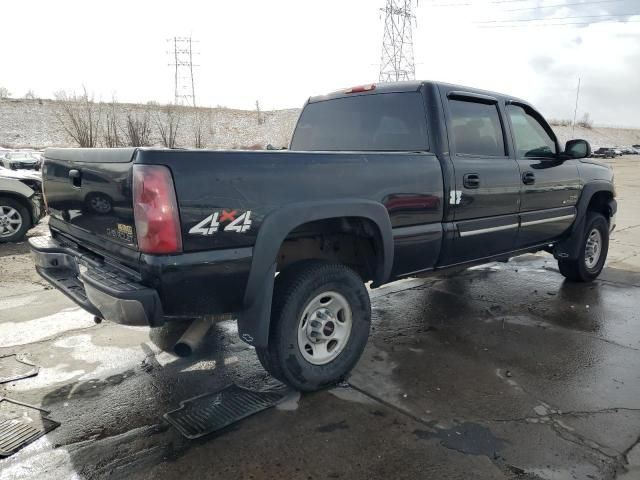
476,12 -> 640,23
505,0 -> 625,12
426,0 -> 551,7
478,18 -> 640,27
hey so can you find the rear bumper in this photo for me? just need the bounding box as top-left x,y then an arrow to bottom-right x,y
29,236 -> 162,326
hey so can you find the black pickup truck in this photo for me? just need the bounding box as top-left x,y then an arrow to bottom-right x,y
30,81 -> 616,391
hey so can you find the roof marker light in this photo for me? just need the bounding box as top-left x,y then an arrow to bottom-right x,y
345,84 -> 376,94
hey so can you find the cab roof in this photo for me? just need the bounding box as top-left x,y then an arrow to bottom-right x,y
308,80 -> 530,108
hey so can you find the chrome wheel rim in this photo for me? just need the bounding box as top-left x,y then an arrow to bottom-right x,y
0,205 -> 23,238
585,228 -> 602,269
297,291 -> 353,365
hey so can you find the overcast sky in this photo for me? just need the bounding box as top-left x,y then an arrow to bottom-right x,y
1,0 -> 639,126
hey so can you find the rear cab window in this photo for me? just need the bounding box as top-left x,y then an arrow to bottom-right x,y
290,92 -> 428,151
448,99 -> 506,157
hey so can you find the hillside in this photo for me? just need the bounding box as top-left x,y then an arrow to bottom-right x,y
1,97 -> 638,150
0,98 -> 300,150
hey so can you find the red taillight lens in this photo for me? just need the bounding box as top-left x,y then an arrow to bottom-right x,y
132,165 -> 182,254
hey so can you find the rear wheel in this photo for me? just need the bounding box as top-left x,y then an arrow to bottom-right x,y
0,197 -> 30,243
558,212 -> 609,282
256,260 -> 371,392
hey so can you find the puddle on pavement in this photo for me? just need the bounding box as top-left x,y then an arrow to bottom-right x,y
413,422 -> 505,458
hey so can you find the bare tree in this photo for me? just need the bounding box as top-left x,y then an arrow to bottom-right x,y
103,101 -> 122,147
0,87 -> 10,99
123,110 -> 151,147
55,87 -> 101,148
255,100 -> 264,125
154,104 -> 180,148
193,110 -> 208,148
577,112 -> 593,129
24,90 -> 36,100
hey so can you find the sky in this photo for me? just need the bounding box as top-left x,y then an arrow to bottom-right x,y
1,0 -> 639,126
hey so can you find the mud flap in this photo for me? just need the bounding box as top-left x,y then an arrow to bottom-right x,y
236,263 -> 276,347
163,384 -> 287,439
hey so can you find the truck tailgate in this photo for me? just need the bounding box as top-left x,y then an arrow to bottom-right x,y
43,148 -> 138,254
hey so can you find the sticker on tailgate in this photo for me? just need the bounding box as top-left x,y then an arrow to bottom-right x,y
189,210 -> 252,236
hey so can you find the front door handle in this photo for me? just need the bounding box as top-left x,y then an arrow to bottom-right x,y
463,173 -> 480,189
522,171 -> 535,185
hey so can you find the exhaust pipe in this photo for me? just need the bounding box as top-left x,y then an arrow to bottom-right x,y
174,318 -> 213,357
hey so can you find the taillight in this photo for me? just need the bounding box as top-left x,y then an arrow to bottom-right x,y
132,165 -> 182,254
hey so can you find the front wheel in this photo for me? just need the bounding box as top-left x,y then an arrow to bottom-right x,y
256,260 -> 371,392
558,212 -> 609,282
0,197 -> 30,243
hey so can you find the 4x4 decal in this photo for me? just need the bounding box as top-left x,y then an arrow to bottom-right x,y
189,209 -> 252,235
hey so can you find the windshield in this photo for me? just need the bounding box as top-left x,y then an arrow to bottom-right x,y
290,92 -> 428,152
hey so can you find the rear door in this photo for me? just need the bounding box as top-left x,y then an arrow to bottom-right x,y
506,103 -> 580,248
439,90 -> 521,265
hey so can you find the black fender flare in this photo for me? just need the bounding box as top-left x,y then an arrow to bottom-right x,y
554,180 -> 615,260
237,199 -> 393,347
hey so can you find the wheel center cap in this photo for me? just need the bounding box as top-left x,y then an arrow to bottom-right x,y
307,309 -> 335,342
322,321 -> 335,337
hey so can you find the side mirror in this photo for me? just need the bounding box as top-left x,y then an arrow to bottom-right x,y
564,139 -> 591,159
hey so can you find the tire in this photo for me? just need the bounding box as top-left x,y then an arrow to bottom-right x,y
256,260 -> 371,392
558,212 -> 609,282
85,193 -> 113,214
0,197 -> 30,243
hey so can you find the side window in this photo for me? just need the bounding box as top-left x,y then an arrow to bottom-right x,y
448,99 -> 506,157
507,105 -> 557,159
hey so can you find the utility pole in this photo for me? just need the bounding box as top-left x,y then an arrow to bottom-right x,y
167,36 -> 199,107
572,77 -> 581,136
379,0 -> 417,82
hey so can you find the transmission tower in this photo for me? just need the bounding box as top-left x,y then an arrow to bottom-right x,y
379,0 -> 417,82
168,36 -> 199,106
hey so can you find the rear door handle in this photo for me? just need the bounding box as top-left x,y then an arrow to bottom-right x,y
463,173 -> 480,189
522,171 -> 535,185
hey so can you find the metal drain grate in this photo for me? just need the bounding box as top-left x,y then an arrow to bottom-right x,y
0,355 -> 39,384
0,398 -> 60,457
164,384 -> 286,439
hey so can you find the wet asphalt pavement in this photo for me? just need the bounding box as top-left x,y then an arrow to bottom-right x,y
1,157 -> 640,480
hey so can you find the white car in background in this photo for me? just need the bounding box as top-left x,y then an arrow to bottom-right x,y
0,152 -> 42,171
0,167 -> 45,242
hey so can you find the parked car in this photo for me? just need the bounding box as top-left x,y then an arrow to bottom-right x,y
592,148 -> 616,158
0,167 -> 45,242
0,152 -> 41,171
30,81 -> 616,392
620,146 -> 639,155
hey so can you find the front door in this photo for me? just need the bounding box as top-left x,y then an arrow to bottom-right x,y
440,91 -> 521,265
506,103 -> 581,248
